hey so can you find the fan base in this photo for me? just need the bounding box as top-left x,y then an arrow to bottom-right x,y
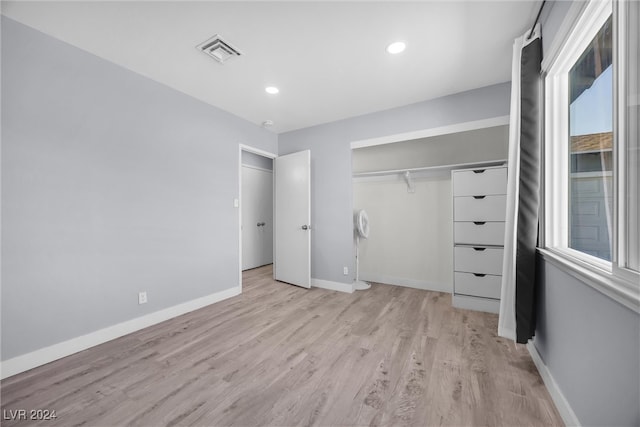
353,280 -> 371,291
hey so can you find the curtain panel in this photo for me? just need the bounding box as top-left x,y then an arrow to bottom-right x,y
499,26 -> 542,344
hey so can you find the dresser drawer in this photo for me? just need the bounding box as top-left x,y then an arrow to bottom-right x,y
454,272 -> 501,299
454,195 -> 507,221
452,167 -> 507,197
454,222 -> 505,246
454,246 -> 504,275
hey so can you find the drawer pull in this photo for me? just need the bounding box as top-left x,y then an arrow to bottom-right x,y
473,247 -> 486,251
473,221 -> 486,225
473,195 -> 486,199
473,169 -> 486,174
473,273 -> 487,277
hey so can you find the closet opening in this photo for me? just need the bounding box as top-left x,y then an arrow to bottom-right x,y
351,120 -> 509,297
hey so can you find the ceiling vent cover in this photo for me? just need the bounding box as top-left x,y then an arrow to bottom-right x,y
196,35 -> 242,63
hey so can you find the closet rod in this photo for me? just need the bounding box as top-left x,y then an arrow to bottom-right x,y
352,159 -> 506,178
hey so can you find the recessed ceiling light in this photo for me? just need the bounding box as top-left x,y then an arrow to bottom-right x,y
386,41 -> 406,54
265,86 -> 279,94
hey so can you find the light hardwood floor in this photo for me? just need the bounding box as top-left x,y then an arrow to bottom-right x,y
1,265 -> 563,426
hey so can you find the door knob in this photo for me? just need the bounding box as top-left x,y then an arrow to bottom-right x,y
257,222 -> 266,227
301,225 -> 311,230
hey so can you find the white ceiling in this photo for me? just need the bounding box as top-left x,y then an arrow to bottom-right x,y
2,1 -> 540,133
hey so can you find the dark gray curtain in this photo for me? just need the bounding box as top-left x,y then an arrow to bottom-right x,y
515,37 -> 542,344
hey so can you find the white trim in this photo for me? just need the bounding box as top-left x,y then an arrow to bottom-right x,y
541,0 -> 588,72
349,116 -> 510,149
0,286 -> 241,380
544,70 -> 570,250
613,0 -> 624,281
547,0 -> 612,75
238,144 -> 277,290
538,248 -> 640,313
613,0 -> 640,281
358,273 -> 450,293
527,342 -> 582,427
239,143 -> 277,160
311,278 -> 354,293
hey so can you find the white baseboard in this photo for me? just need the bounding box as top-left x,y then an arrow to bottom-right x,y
527,342 -> 581,427
0,286 -> 241,380
452,294 -> 499,314
359,273 -> 451,293
311,278 -> 354,293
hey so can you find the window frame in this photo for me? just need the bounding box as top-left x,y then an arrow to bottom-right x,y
542,0 -> 639,313
613,0 -> 639,282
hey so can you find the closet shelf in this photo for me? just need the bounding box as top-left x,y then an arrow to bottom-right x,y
352,159 -> 507,178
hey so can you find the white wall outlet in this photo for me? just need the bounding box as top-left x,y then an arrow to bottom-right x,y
138,291 -> 147,305
343,266 -> 349,275
233,198 -> 239,208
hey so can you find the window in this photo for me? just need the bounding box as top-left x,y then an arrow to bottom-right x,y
568,16 -> 613,262
544,0 -> 639,308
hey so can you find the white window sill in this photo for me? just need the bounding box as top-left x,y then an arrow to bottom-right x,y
537,248 -> 640,314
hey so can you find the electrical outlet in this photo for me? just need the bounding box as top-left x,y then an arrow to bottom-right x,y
138,291 -> 147,305
343,266 -> 349,275
233,198 -> 239,208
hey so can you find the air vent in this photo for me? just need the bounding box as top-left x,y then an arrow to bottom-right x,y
196,35 -> 242,63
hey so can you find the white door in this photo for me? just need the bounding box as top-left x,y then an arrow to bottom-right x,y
242,166 -> 273,270
274,150 -> 311,288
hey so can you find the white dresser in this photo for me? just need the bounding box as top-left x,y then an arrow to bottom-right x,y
451,165 -> 507,313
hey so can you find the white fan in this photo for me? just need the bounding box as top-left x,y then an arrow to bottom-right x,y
354,209 -> 371,290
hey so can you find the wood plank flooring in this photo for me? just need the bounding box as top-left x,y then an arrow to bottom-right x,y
1,265 -> 563,426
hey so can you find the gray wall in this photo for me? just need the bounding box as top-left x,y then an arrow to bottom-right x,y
539,0 -> 573,56
535,2 -> 640,426
536,259 -> 639,426
279,83 -> 510,284
1,17 -> 276,360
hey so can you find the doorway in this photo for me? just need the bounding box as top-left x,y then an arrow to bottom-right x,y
240,148 -> 274,274
238,144 -> 312,291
